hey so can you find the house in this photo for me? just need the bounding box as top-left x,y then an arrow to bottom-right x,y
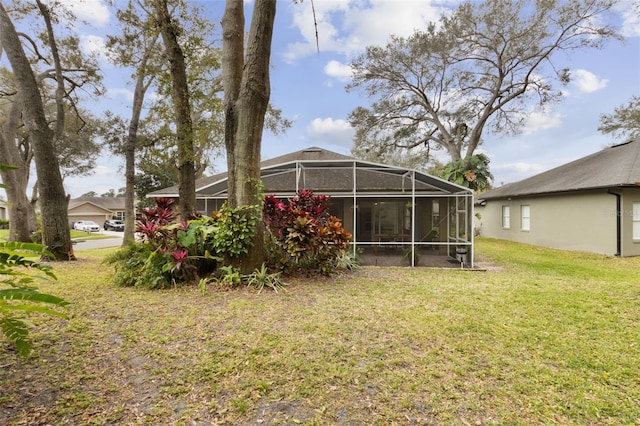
476,138 -> 640,257
68,196 -> 127,227
148,147 -> 475,267
0,199 -> 7,221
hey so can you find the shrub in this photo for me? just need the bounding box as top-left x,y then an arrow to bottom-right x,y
263,189 -> 352,275
106,199 -> 256,288
103,242 -> 173,289
0,219 -> 9,229
0,242 -> 68,356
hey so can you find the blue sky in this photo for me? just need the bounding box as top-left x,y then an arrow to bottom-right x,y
56,0 -> 640,196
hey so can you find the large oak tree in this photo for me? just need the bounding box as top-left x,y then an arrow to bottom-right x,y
598,96 -> 640,141
0,1 -> 72,259
348,0 -> 620,166
222,0 -> 276,272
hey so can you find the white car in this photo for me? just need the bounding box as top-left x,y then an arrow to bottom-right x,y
73,220 -> 100,232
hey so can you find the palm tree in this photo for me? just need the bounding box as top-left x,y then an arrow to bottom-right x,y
443,153 -> 493,192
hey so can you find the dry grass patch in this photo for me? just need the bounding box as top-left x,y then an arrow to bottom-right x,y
1,241 -> 639,425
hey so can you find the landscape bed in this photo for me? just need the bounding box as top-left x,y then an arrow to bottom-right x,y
0,238 -> 638,425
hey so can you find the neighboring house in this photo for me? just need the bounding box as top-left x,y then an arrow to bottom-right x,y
476,138 -> 640,257
68,196 -> 127,227
0,199 -> 7,221
148,147 -> 475,267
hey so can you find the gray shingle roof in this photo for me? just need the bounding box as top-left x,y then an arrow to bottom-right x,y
147,147 -> 355,197
147,146 -> 469,198
478,138 -> 640,201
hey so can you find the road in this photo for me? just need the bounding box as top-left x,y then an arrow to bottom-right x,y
72,230 -> 124,250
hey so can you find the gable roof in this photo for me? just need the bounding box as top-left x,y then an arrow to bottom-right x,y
68,196 -> 126,212
478,138 -> 640,201
147,146 -> 470,198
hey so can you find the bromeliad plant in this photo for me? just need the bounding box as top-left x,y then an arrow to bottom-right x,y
0,242 -> 68,356
263,189 -> 352,275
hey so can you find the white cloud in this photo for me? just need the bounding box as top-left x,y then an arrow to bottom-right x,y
617,1 -> 640,37
60,0 -> 111,27
306,117 -> 355,148
491,162 -> 549,185
521,109 -> 564,135
106,88 -> 134,102
284,0 -> 452,62
323,60 -> 352,82
571,69 -> 608,93
64,164 -> 123,198
79,34 -> 108,59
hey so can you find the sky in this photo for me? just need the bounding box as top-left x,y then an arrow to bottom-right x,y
39,0 -> 640,196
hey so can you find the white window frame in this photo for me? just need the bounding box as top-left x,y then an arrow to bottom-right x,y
633,203 -> 640,240
502,206 -> 510,229
521,205 -> 530,231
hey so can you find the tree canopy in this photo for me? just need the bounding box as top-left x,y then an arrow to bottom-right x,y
598,95 -> 640,141
348,0 -> 621,166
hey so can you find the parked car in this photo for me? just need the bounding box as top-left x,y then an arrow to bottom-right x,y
73,220 -> 100,232
104,219 -> 125,232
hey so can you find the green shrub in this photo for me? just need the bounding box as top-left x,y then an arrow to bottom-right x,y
0,219 -> 9,229
210,204 -> 259,259
103,242 -> 173,289
214,265 -> 242,288
105,199 -> 256,289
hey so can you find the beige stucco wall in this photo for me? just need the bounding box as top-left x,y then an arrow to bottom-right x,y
68,203 -> 112,226
475,190 -> 618,256
619,187 -> 640,257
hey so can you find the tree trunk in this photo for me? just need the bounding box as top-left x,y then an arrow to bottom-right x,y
1,170 -> 31,242
0,2 -> 73,260
123,51 -> 154,245
0,94 -> 32,242
154,0 -> 196,219
222,0 -> 276,273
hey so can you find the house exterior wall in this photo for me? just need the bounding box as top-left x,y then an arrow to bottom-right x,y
68,203 -> 112,226
476,190 -> 617,256
620,187 -> 640,257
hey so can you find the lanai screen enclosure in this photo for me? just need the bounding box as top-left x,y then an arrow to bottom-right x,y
150,148 -> 475,267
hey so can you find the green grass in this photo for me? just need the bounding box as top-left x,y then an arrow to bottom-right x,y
1,238 -> 639,425
0,229 -> 116,242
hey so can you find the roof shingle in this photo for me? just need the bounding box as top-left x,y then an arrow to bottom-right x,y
478,138 -> 640,201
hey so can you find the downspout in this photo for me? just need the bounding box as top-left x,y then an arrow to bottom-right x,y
607,189 -> 621,257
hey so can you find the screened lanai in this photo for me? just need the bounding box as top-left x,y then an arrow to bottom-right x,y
149,147 -> 475,267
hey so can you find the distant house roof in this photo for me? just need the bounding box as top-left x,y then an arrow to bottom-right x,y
68,196 -> 126,211
478,138 -> 640,201
147,146 -> 469,198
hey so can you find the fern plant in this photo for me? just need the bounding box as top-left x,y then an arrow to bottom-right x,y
0,242 -> 69,356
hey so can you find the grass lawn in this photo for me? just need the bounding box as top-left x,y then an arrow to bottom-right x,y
0,229 -> 117,242
1,238 -> 638,425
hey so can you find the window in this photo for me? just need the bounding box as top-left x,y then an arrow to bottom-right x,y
521,205 -> 530,231
633,203 -> 640,240
116,211 -> 125,221
502,206 -> 510,229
